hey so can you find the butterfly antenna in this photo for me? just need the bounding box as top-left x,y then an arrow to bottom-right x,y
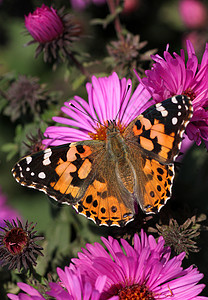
115,84 -> 131,124
71,84 -> 131,129
69,103 -> 106,128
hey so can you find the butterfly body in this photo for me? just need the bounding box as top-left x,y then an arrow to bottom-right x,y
12,95 -> 193,226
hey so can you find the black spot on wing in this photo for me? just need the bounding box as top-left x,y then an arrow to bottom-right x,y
76,145 -> 85,153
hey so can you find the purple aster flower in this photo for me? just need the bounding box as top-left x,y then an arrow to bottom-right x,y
25,5 -> 64,44
7,231 -> 207,299
25,5 -> 81,64
177,133 -> 194,161
0,187 -> 21,230
68,230 -> 207,299
47,269 -> 117,300
0,219 -> 44,272
7,268 -> 116,300
43,72 -> 152,146
185,107 -> 208,146
7,283 -> 45,300
135,40 -> 208,149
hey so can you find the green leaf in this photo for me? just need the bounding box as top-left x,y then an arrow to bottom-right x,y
72,74 -> 86,90
45,207 -> 72,266
35,240 -> 49,276
0,98 -> 8,113
1,143 -> 18,160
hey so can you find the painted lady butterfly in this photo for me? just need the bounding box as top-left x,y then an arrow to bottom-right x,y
12,95 -> 193,226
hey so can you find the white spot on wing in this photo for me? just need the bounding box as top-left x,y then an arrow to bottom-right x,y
161,110 -> 168,117
43,157 -> 51,166
26,156 -> 32,164
26,167 -> 30,171
155,103 -> 162,108
43,148 -> 52,165
156,105 -> 164,111
156,104 -> 168,117
171,96 -> 178,104
44,148 -> 52,159
38,172 -> 46,179
172,117 -> 178,125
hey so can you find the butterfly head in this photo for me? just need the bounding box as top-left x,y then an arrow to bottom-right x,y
89,119 -> 125,141
107,120 -> 120,131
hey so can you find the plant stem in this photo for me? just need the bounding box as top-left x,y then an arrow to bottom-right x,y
107,0 -> 124,42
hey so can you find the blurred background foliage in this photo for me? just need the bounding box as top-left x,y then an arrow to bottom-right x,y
0,0 -> 208,297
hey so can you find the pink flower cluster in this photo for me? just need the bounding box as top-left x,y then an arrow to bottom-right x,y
42,41 -> 208,150
136,40 -> 208,148
7,231 -> 207,299
43,72 -> 152,146
24,4 -> 208,150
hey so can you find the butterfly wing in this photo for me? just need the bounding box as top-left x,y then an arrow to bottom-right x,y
12,95 -> 192,224
123,95 -> 193,213
12,143 -> 97,203
73,176 -> 134,226
12,141 -> 134,226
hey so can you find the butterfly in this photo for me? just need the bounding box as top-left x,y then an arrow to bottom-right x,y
12,95 -> 193,226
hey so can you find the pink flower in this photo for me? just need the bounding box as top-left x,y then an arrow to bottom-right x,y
8,270 -> 115,300
179,0 -> 207,29
25,4 -> 64,43
43,72 -> 152,146
177,133 -> 194,160
47,269 -> 115,300
8,231 -> 207,299
0,187 -> 21,230
186,107 -> 208,145
24,5 -> 81,64
182,31 -> 208,57
8,283 -> 45,300
136,40 -> 208,149
69,230 -> 207,299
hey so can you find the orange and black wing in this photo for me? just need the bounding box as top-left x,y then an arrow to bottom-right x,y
125,95 -> 193,162
124,95 -> 193,213
12,141 -> 134,226
73,176 -> 134,226
12,143 -> 97,204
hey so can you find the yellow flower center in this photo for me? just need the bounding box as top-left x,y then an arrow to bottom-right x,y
117,283 -> 155,300
88,120 -> 125,141
183,88 -> 196,101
